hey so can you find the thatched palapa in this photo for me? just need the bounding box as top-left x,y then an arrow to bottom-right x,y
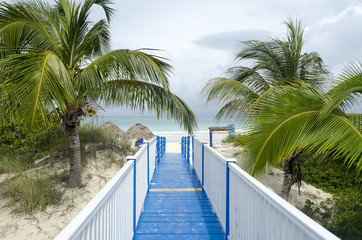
126,123 -> 154,140
99,122 -> 127,139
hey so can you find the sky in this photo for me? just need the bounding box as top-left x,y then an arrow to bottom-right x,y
93,0 -> 362,116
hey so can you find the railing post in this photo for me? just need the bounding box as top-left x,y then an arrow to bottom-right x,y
201,142 -> 206,188
127,157 -> 137,236
226,160 -> 235,239
146,142 -> 150,187
156,136 -> 160,162
192,135 -> 195,165
182,136 -> 185,158
186,136 -> 190,163
209,130 -> 213,147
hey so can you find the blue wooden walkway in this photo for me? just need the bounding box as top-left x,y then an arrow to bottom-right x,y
134,153 -> 226,240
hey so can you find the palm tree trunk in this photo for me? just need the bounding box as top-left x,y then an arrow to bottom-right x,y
281,152 -> 303,200
66,124 -> 82,187
281,158 -> 295,200
63,108 -> 84,188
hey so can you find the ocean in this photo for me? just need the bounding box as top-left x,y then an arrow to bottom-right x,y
88,116 -> 243,144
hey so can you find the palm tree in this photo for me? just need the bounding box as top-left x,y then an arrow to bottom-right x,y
202,18 -> 331,200
239,81 -> 362,200
0,0 -> 197,187
202,18 -> 328,120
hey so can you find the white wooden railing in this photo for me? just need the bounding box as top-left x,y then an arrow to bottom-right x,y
192,137 -> 340,240
55,137 -> 162,240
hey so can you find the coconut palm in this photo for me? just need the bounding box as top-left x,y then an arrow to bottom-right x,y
0,0 -> 197,187
239,80 -> 362,200
202,18 -> 328,120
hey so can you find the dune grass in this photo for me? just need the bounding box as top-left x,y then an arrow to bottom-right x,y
0,122 -> 132,213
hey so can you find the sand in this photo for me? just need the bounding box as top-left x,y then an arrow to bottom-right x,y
166,142 -> 181,153
0,150 -> 125,240
0,141 -> 333,239
212,143 -> 333,210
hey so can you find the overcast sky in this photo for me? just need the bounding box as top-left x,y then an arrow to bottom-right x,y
92,0 -> 362,116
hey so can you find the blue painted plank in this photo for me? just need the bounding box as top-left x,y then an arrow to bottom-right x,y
134,152 -> 226,239
136,222 -> 224,234
134,233 -> 225,240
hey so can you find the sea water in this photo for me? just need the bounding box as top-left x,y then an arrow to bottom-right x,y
88,116 -> 243,144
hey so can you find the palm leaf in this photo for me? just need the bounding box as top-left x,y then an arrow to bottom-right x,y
239,81 -> 362,177
98,80 -> 197,133
77,49 -> 173,94
0,1 -> 61,54
323,62 -> 362,115
0,51 -> 74,124
346,113 -> 362,131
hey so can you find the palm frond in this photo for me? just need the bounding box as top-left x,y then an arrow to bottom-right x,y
298,52 -> 328,89
0,51 -> 74,124
323,62 -> 362,115
226,66 -> 270,92
239,81 -> 362,177
202,77 -> 259,118
202,77 -> 259,103
98,80 -> 197,133
346,113 -> 362,131
233,19 -> 327,89
77,49 -> 173,94
75,19 -> 111,61
0,1 -> 61,54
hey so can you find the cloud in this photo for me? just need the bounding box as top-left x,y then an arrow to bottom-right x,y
305,3 -> 362,67
193,29 -> 272,51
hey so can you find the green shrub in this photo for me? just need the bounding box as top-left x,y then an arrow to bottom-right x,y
222,133 -> 248,146
79,123 -> 130,154
0,122 -> 68,161
0,152 -> 32,173
300,156 -> 362,240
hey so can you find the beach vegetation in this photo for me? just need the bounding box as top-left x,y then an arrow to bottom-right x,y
222,133 -> 248,146
3,172 -> 63,213
203,18 -> 331,199
204,18 -> 362,209
0,122 -> 132,213
300,156 -> 362,240
0,0 -> 197,187
237,80 -> 362,200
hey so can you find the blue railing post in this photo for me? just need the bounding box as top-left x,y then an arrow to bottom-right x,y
146,142 -> 150,187
201,142 -> 206,188
156,136 -> 160,162
226,160 -> 236,238
192,135 -> 195,165
186,136 -> 190,163
209,130 -> 213,147
181,137 -> 183,157
182,136 -> 185,158
162,137 -> 165,156
127,157 -> 136,236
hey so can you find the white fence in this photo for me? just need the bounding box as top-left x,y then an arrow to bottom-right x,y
192,138 -> 204,181
192,137 -> 340,240
55,137 -> 159,240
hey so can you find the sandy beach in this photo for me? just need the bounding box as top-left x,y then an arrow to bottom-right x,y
212,143 -> 333,210
0,150 -> 125,240
0,141 -> 332,239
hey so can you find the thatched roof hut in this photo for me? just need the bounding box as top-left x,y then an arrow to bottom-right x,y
99,122 -> 127,139
126,123 -> 154,140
